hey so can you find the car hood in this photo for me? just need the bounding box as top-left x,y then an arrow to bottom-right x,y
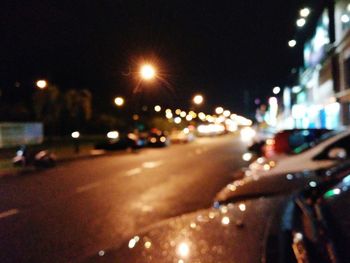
83,196 -> 286,263
215,169 -> 323,205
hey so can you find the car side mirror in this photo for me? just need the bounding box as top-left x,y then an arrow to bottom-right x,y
328,147 -> 347,160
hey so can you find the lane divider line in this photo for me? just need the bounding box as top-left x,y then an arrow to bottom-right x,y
125,168 -> 142,176
76,182 -> 100,193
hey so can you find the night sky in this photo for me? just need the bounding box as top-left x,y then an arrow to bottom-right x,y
1,0 -> 326,116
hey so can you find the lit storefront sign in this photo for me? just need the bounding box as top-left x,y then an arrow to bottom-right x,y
304,9 -> 330,68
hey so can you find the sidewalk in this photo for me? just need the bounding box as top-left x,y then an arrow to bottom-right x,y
0,140 -> 106,178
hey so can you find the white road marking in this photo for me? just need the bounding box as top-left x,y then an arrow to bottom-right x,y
195,149 -> 203,155
76,182 -> 100,193
125,168 -> 142,176
141,205 -> 154,212
0,209 -> 19,220
142,161 -> 163,169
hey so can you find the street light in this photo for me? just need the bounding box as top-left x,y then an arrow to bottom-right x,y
114,96 -> 125,107
288,40 -> 297,47
296,18 -> 306,27
215,107 -> 224,115
193,94 -> 204,105
36,80 -> 47,89
154,105 -> 161,112
300,8 -> 310,18
273,86 -> 281,95
140,64 -> 156,80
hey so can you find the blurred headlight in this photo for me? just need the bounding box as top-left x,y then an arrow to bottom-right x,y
242,152 -> 253,162
107,131 -> 119,139
240,127 -> 256,142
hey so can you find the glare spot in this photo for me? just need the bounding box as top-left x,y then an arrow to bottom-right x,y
178,260 -> 184,263
128,236 -> 140,249
174,117 -> 182,124
154,105 -> 161,112
221,216 -> 230,225
71,131 -> 80,139
228,184 -> 236,191
220,206 -> 228,214
309,181 -> 317,188
263,164 -> 271,171
190,222 -> 197,229
257,157 -> 265,164
144,241 -> 152,249
294,232 -> 303,242
242,152 -> 253,162
341,14 -> 350,23
98,250 -> 105,256
208,211 -> 216,219
160,136 -> 166,143
286,174 -> 294,180
333,188 -> 341,195
107,131 -> 119,139
177,242 -> 190,258
238,203 -> 246,212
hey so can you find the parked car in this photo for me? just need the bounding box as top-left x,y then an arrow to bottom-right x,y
169,128 -> 195,144
245,129 -> 350,178
263,128 -> 331,158
12,145 -> 56,168
246,128 -> 331,159
83,162 -> 350,263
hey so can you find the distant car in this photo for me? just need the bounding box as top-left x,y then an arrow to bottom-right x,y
246,129 -> 350,178
147,130 -> 169,147
169,128 -> 195,144
94,131 -> 146,151
83,162 -> 350,263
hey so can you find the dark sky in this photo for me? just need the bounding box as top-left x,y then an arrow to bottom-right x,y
1,0 -> 325,116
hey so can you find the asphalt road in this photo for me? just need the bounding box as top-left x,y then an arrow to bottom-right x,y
0,134 -> 246,263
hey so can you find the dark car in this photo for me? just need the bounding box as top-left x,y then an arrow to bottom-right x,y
94,131 -> 147,151
83,162 -> 350,263
147,129 -> 170,147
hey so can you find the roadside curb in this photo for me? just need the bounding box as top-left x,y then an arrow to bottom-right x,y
0,148 -> 141,179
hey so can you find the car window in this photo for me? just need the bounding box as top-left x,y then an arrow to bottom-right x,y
313,134 -> 350,160
293,130 -> 341,154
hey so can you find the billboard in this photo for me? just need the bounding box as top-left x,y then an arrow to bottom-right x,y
0,122 -> 43,148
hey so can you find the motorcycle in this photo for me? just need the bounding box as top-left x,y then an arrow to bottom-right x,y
13,146 -> 57,168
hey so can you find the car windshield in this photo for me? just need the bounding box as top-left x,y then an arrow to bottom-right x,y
291,130 -> 342,154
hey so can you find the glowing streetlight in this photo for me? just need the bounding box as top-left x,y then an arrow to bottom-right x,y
341,14 -> 350,24
114,97 -> 124,107
140,64 -> 156,80
71,131 -> 80,139
288,40 -> 297,48
296,18 -> 306,27
193,94 -> 204,105
273,86 -> 281,95
223,110 -> 231,118
300,8 -> 310,18
174,117 -> 182,124
215,107 -> 224,115
154,105 -> 161,112
36,80 -> 47,89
